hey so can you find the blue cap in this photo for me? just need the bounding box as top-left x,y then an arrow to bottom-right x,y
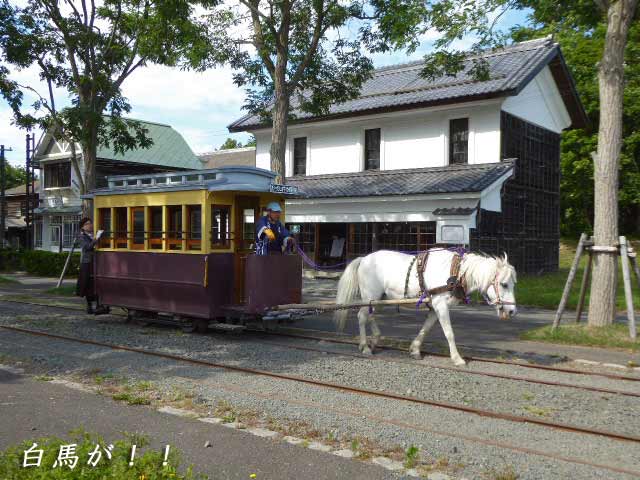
266,201 -> 282,212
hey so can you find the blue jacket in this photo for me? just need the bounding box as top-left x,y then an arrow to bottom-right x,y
256,215 -> 290,255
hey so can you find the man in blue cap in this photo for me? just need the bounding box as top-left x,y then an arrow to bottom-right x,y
256,202 -> 295,255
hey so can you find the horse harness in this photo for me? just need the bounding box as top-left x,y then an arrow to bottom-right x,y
403,251 -> 467,302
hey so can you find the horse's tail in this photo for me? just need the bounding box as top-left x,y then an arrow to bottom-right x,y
334,257 -> 362,332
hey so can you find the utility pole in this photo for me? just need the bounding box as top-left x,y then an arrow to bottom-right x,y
25,133 -> 34,249
0,145 -> 14,248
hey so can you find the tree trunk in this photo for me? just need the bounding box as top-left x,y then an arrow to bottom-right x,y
81,128 -> 98,217
269,58 -> 290,184
587,0 -> 638,327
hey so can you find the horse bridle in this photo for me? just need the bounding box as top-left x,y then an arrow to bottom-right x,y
482,274 -> 516,307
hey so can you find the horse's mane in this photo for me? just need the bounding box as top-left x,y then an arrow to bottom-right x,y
459,252 -> 517,292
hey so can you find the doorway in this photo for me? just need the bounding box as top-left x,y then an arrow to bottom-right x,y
316,223 -> 347,267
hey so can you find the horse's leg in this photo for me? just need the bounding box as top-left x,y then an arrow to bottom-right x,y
409,312 -> 438,360
433,296 -> 466,366
369,311 -> 381,352
357,307 -> 372,355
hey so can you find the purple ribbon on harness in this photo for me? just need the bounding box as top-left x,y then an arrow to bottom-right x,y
416,291 -> 428,311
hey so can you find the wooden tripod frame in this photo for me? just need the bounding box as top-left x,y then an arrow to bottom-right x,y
553,233 -> 639,339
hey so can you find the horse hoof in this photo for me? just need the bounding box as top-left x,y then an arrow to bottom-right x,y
453,358 -> 467,367
360,346 -> 373,356
410,351 -> 422,360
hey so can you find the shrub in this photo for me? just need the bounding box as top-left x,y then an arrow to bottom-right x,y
0,431 -> 207,479
0,249 -> 80,278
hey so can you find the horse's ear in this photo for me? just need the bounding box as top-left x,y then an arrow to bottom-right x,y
503,253 -> 509,265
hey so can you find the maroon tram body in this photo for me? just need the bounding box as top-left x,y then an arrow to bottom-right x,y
94,252 -> 302,319
87,167 -> 304,328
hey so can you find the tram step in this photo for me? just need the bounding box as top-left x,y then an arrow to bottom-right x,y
210,323 -> 246,333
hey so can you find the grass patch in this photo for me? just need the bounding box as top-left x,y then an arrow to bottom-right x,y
404,444 -> 420,469
111,391 -> 151,405
522,405 -> 554,417
514,240 -> 640,311
0,275 -> 19,284
0,431 -> 206,479
521,323 -> 639,351
44,284 -> 76,296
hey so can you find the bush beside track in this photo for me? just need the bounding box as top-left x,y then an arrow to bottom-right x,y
0,249 -> 80,278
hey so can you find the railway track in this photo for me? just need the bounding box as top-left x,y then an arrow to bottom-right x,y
1,323 -> 639,445
2,320 -> 640,476
243,333 -> 640,398
250,328 -> 640,383
1,296 -> 639,396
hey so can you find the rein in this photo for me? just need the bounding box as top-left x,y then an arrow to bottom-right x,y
482,275 -> 516,307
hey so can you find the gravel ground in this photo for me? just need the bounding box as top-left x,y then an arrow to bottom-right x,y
0,303 -> 639,480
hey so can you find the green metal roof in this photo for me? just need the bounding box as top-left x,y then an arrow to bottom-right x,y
96,119 -> 202,170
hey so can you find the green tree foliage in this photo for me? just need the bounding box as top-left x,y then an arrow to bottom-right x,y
197,0 -> 509,180
0,0 -> 209,201
218,138 -> 243,150
513,24 -> 640,236
3,163 -> 28,190
218,136 -> 256,149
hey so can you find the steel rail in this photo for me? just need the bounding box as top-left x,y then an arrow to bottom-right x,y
252,328 -> 640,383
1,296 -> 639,384
212,383 -> 640,478
241,333 -> 640,398
2,323 -> 640,446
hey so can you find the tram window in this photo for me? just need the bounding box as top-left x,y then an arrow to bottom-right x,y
243,208 -> 256,243
114,208 -> 128,249
167,206 -> 182,250
211,205 -> 231,248
98,208 -> 111,248
186,205 -> 201,251
131,207 -> 145,249
149,207 -> 163,249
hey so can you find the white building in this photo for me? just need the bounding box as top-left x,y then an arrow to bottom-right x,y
228,37 -> 588,273
33,119 -> 201,251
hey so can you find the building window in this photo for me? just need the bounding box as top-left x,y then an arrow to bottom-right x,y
167,206 -> 182,250
293,137 -> 307,176
131,207 -> 145,249
149,207 -> 163,249
63,216 -> 79,248
449,118 -> 469,165
186,205 -> 201,250
364,128 -> 381,170
211,205 -> 231,249
114,207 -> 128,248
43,162 -> 71,188
50,225 -> 61,248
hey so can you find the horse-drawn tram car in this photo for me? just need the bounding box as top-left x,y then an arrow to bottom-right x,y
85,166 -> 303,332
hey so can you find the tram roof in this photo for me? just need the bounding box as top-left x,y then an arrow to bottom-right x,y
84,166 -> 302,197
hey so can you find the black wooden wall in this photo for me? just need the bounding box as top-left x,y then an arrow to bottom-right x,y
470,112 -> 561,274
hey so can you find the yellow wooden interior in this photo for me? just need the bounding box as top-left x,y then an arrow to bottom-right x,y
92,189 -> 286,254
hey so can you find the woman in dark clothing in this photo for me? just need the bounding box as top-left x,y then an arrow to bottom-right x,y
75,217 -> 108,314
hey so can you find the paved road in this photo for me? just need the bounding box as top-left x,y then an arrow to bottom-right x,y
0,368 -> 392,479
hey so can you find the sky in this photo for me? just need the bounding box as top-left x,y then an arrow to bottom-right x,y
0,6 -> 530,168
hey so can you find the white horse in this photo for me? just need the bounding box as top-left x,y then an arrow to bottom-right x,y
334,249 -> 517,366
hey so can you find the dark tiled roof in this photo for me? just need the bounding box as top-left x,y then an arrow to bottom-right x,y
230,37 -> 587,131
287,161 -> 513,199
433,206 -> 477,216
